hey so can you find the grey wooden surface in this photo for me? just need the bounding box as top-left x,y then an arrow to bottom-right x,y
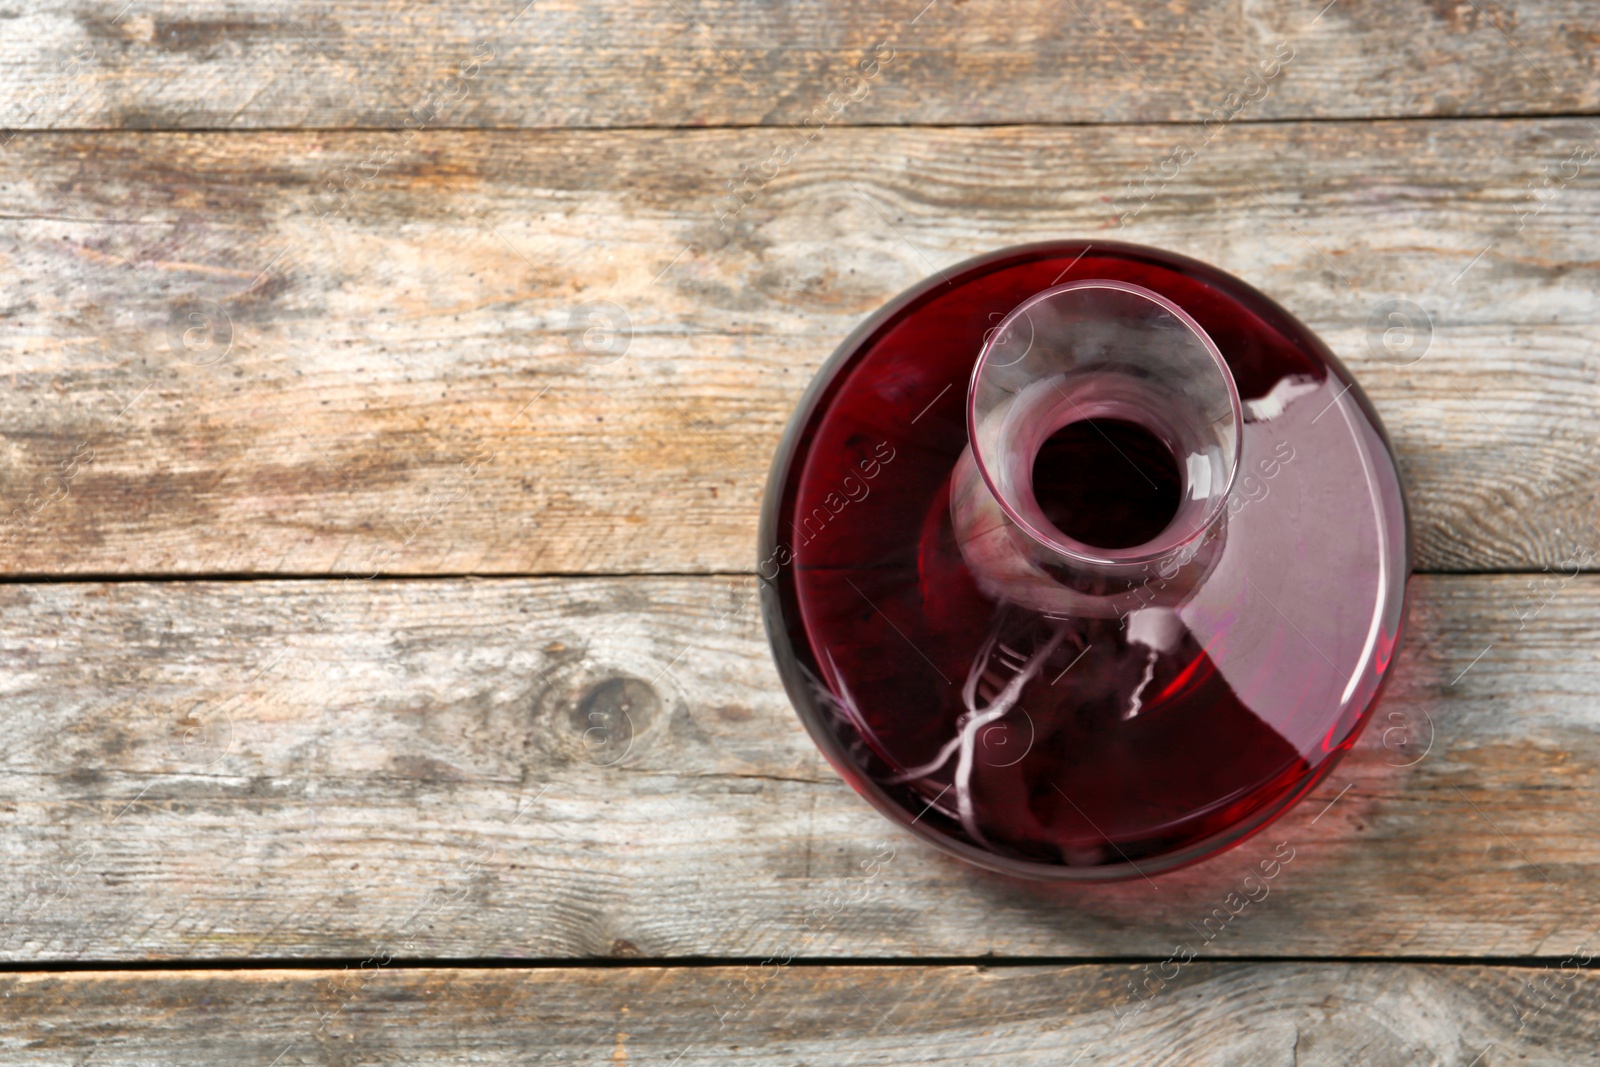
3,963 -> 1598,1065
0,574 -> 1597,963
2,0 -> 1598,128
2,0 -> 1598,1062
0,118 -> 1597,575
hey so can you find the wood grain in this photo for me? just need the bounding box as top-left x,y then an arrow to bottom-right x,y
1,0 -> 1597,130
1,118 -> 1598,576
0,962 -> 1595,1065
0,572 -> 1596,962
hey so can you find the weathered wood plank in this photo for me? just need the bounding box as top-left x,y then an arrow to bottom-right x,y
0,119 -> 1597,576
1,0 -> 1597,131
0,963 -> 1595,1065
0,573 -> 1596,961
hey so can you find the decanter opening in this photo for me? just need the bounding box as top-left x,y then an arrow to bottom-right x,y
968,279 -> 1242,571
956,279 -> 1243,618
1031,417 -> 1183,550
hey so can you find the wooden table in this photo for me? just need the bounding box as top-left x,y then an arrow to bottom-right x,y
2,1 -> 1598,1061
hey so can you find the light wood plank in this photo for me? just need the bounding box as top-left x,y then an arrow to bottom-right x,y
1,0 -> 1597,130
0,963 -> 1595,1064
0,119 -> 1597,575
0,573 -> 1596,961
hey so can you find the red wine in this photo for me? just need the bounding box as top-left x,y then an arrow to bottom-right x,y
761,241 -> 1410,878
1031,418 -> 1183,550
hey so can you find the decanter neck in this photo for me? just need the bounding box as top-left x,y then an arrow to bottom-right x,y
954,280 -> 1241,617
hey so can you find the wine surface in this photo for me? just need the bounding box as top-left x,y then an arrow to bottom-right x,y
1031,418 -> 1183,551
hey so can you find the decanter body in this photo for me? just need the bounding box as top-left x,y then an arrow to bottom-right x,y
761,242 -> 1410,879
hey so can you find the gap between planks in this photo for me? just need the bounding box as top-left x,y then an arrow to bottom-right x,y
4,954 -> 1600,973
5,110 -> 1600,137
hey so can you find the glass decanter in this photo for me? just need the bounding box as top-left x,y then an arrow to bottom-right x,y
760,242 -> 1410,880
